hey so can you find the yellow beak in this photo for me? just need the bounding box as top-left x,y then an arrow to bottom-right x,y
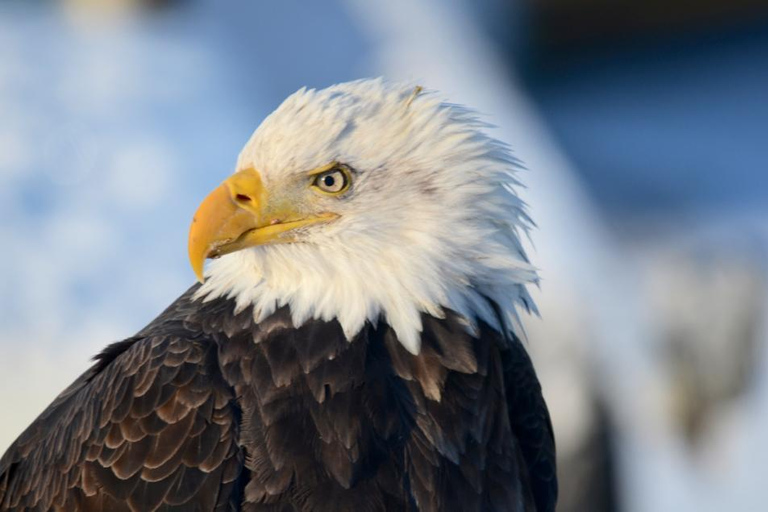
188,168 -> 336,283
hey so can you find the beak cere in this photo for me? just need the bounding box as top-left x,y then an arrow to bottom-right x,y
188,168 -> 338,283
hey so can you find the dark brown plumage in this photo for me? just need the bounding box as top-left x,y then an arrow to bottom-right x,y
0,285 -> 556,511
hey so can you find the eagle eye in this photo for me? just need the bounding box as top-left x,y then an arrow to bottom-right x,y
312,166 -> 351,195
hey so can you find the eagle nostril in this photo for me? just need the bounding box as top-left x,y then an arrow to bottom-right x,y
235,194 -> 251,203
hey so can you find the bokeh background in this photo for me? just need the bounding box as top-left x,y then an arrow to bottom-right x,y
1,0 -> 767,510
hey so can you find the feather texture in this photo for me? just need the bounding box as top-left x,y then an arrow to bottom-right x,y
0,288 -> 245,512
1,286 -> 556,511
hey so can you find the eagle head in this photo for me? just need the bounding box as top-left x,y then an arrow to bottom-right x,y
188,79 -> 537,354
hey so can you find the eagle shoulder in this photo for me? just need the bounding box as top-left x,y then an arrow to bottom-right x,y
0,292 -> 244,511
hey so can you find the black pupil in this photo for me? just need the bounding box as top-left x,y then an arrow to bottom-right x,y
323,175 -> 336,188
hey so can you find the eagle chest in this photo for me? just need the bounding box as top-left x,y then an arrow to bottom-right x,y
212,308 -> 526,512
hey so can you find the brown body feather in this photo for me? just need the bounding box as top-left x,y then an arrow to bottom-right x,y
0,285 -> 556,511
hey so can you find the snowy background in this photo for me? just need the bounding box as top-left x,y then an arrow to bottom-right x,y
1,1 -> 767,511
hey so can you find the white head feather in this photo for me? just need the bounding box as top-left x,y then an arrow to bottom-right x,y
195,78 -> 538,354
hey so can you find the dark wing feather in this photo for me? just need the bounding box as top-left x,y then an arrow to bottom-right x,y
0,292 -> 244,511
503,337 -> 558,512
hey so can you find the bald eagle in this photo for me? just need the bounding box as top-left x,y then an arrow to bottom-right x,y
0,79 -> 556,512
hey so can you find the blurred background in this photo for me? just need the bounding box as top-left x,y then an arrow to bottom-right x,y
1,0 -> 766,510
